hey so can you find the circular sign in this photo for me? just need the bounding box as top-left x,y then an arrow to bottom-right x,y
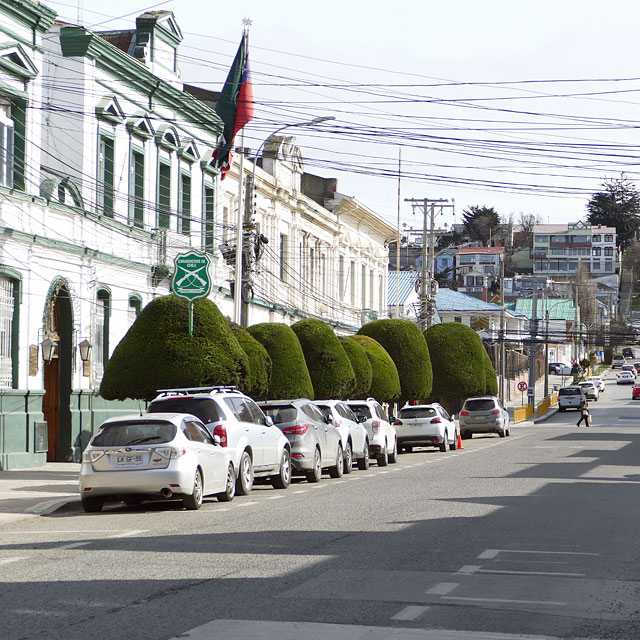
517,381 -> 528,392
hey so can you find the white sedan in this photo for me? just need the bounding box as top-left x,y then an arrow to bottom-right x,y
616,370 -> 635,385
587,376 -> 605,392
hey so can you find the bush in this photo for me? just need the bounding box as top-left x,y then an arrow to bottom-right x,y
350,335 -> 401,403
100,295 -> 249,401
482,349 -> 498,395
227,320 -> 272,400
358,319 -> 432,402
340,336 -> 373,399
291,319 -> 355,399
424,322 -> 487,401
247,323 -> 314,399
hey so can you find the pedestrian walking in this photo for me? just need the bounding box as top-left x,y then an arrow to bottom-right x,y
577,404 -> 590,427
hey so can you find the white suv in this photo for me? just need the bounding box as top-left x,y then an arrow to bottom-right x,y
394,403 -> 458,453
346,398 -> 397,466
148,387 -> 291,495
313,400 -> 370,471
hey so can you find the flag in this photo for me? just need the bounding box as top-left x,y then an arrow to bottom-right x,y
213,33 -> 254,180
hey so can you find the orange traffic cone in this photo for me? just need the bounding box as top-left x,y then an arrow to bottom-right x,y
456,433 -> 463,450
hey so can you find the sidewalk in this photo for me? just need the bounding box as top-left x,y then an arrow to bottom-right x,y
0,462 -> 81,526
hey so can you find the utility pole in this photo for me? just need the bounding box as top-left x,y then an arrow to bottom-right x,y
404,197 -> 453,330
499,255 -> 506,403
528,285 -> 538,407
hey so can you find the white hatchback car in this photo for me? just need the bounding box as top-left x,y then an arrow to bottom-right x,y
80,413 -> 236,512
314,400 -> 370,471
587,376 -> 605,392
393,403 -> 458,453
346,398 -> 398,466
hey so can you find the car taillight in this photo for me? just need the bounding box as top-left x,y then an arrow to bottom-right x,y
213,424 -> 227,447
459,410 -> 469,416
168,447 -> 186,459
430,417 -> 441,423
393,419 -> 402,426
491,409 -> 501,415
282,424 -> 309,435
371,420 -> 380,431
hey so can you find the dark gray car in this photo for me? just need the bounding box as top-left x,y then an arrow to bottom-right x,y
259,399 -> 344,483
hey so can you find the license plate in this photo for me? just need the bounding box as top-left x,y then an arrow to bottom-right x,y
116,454 -> 144,466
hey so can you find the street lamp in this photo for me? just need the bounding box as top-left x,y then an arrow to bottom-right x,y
78,339 -> 92,363
233,116 -> 336,327
41,337 -> 56,363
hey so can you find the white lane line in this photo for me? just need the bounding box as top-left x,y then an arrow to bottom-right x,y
0,557 -> 27,565
426,582 -> 458,595
391,605 -> 429,621
57,541 -> 90,549
292,490 -> 307,494
236,501 -> 259,507
478,569 -> 585,577
331,481 -> 345,485
109,529 -> 146,538
479,548 -> 598,559
266,495 -> 284,500
445,596 -> 565,606
310,485 -> 328,489
457,565 -> 481,574
478,549 -> 499,559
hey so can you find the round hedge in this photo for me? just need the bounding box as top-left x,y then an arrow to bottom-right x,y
340,336 -> 373,399
100,295 -> 249,401
483,348 -> 498,395
350,334 -> 401,403
358,319 -> 432,402
291,319 -> 356,399
247,323 -> 314,399
424,322 -> 487,401
227,319 -> 272,400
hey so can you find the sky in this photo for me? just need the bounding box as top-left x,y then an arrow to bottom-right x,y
44,0 -> 640,232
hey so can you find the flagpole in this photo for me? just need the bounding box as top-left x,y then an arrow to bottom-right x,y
233,130 -> 245,324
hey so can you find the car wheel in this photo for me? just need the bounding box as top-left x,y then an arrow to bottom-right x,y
450,429 -> 458,450
499,429 -> 506,438
306,448 -> 322,483
183,468 -> 203,510
377,441 -> 389,466
329,444 -> 344,478
439,433 -> 450,452
82,497 -> 103,513
388,439 -> 398,463
235,451 -> 254,496
217,462 -> 236,502
343,441 -> 353,474
271,449 -> 291,489
357,442 -> 370,470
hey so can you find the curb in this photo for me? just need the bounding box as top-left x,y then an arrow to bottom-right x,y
533,407 -> 559,424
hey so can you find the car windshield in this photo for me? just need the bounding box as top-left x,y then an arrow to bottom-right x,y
315,405 -> 331,419
399,407 -> 437,419
348,405 -> 372,422
260,405 -> 297,424
92,421 -> 176,447
559,388 -> 580,396
149,397 -> 223,424
464,399 -> 496,411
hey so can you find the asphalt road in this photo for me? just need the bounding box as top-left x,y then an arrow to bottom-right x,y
1,372 -> 639,640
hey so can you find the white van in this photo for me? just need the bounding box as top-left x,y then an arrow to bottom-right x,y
612,355 -> 625,369
558,386 -> 586,411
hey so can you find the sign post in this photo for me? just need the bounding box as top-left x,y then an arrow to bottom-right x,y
517,380 -> 528,406
172,251 -> 212,335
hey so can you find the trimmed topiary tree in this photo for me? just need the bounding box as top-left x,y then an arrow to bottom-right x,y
350,334 -> 401,403
340,336 -> 373,399
247,322 -> 314,399
424,322 -> 487,405
483,348 -> 498,395
291,319 -> 356,399
227,319 -> 272,400
358,319 -> 432,402
100,295 -> 249,401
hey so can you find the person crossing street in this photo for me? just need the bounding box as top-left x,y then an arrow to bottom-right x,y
577,404 -> 591,427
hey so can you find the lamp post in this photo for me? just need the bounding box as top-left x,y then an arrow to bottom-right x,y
235,116 -> 335,327
41,337 -> 56,363
78,339 -> 92,363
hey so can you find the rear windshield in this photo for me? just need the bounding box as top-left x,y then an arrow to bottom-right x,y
92,421 -> 176,447
348,405 -> 372,422
398,407 -> 436,419
559,388 -> 580,396
260,405 -> 297,424
464,399 -> 496,412
149,397 -> 223,424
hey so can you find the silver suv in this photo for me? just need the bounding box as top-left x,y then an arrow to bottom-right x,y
148,386 -> 291,495
459,396 -> 510,439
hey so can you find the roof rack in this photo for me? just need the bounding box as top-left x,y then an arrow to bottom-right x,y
156,386 -> 240,396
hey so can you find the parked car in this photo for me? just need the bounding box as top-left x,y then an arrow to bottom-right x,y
79,413 -> 236,512
345,398 -> 397,466
587,376 -> 605,392
633,363 -> 640,374
313,400 -> 370,471
612,355 -> 625,368
549,362 -> 572,375
557,386 -> 586,411
147,386 -> 291,495
259,399 -> 343,482
623,347 -> 635,359
617,370 -> 636,385
459,396 -> 510,438
393,403 -> 458,452
578,381 -> 599,401
632,384 -> 640,400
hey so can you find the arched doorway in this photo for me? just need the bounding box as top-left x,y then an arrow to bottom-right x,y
42,283 -> 73,462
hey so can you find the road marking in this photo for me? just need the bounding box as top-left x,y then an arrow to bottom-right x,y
477,569 -> 585,577
236,501 -> 259,507
310,484 -> 328,489
479,548 -> 598,559
265,495 -> 284,500
0,557 -> 27,565
57,541 -> 89,549
445,596 -> 565,606
109,529 -> 146,538
292,490 -> 307,494
457,565 -> 481,574
426,582 -> 458,595
391,605 -> 429,620
25,497 -> 77,514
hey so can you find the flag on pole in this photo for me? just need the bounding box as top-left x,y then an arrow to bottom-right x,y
214,32 -> 254,179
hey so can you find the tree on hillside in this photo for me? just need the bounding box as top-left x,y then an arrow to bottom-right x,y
462,205 -> 501,246
518,212 -> 543,248
586,176 -> 640,248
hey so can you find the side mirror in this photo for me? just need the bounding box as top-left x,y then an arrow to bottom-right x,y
325,415 -> 333,425
265,415 -> 274,427
451,414 -> 456,421
213,435 -> 222,446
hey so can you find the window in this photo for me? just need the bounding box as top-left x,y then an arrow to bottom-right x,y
459,255 -> 475,264
0,102 -> 14,188
475,276 -> 484,285
551,248 -> 566,255
350,261 -> 356,306
0,276 -> 16,388
179,173 -> 191,234
279,234 -> 288,281
203,185 -> 214,252
604,246 -> 614,256
94,289 -> 111,383
605,261 -> 613,271
592,234 -> 601,242
605,234 -> 614,242
130,149 -> 145,228
454,316 -> 462,323
321,255 -> 327,296
361,264 -> 367,308
466,276 -> 475,286
534,235 -> 549,244
369,269 -> 374,308
157,161 -> 171,228
97,135 -> 115,216
128,295 -> 141,326
592,247 -> 601,256
551,235 -> 565,243
592,261 -> 601,272
338,256 -> 344,300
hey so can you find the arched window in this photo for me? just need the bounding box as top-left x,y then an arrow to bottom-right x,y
0,270 -> 20,388
128,294 -> 142,326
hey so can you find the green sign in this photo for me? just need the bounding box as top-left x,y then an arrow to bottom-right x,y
172,251 -> 212,301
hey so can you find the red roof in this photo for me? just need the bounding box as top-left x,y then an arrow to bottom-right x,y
457,247 -> 504,255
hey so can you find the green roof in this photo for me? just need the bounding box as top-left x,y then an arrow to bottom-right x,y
510,298 -> 579,322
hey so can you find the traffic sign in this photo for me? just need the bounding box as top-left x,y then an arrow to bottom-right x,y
517,381 -> 528,392
172,251 -> 212,301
